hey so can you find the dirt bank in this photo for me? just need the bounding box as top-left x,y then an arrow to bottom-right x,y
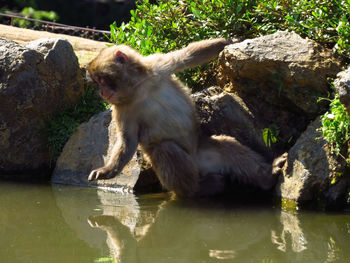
0,24 -> 108,66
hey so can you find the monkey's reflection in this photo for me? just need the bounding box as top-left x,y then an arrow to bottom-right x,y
52,186 -> 350,262
88,215 -> 138,262
85,190 -> 350,263
87,192 -> 278,263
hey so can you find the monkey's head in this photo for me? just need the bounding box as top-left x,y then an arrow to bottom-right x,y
88,45 -> 149,105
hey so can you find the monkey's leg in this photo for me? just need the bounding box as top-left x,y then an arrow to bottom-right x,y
149,141 -> 199,198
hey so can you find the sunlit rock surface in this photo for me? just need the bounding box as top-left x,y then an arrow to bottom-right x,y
334,66 -> 350,115
52,110 -> 140,190
0,37 -> 83,179
276,118 -> 350,208
218,31 -> 343,118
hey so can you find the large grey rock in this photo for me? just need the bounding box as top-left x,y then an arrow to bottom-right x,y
0,38 -> 83,178
52,110 -> 141,190
218,31 -> 343,118
334,66 -> 350,115
26,38 -> 83,102
276,118 -> 350,208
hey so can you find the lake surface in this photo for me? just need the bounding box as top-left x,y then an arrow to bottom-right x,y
0,181 -> 349,263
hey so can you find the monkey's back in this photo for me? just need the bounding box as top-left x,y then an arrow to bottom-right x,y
137,77 -> 197,154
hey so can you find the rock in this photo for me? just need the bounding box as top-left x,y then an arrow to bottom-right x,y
52,109 -> 160,191
334,66 -> 350,115
0,38 -> 83,178
193,86 -> 307,160
218,31 -> 343,118
276,117 -> 350,209
26,38 -> 83,102
52,110 -> 138,189
193,87 -> 272,158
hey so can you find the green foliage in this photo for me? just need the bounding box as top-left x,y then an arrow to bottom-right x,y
330,171 -> 343,185
107,0 -> 350,88
45,85 -> 108,161
263,124 -> 280,148
13,7 -> 59,28
318,95 -> 350,158
107,0 -> 253,55
107,0 -> 255,89
253,0 -> 350,56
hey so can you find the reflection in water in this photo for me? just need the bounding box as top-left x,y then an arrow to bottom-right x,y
271,211 -> 307,253
1,182 -> 348,263
209,249 -> 236,260
54,187 -> 350,263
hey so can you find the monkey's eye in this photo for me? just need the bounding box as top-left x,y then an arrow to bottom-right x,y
100,78 -> 106,85
90,75 -> 99,84
92,76 -> 106,86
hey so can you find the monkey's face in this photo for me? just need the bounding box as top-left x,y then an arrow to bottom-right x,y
91,75 -> 116,101
88,46 -> 147,105
88,71 -> 124,104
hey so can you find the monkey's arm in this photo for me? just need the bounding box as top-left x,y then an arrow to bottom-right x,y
153,38 -> 233,74
88,124 -> 138,181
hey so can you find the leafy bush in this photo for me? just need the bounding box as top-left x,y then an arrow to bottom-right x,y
14,7 -> 59,28
108,0 -> 256,54
252,0 -> 350,56
318,95 -> 350,160
107,0 -> 350,89
45,85 -> 108,160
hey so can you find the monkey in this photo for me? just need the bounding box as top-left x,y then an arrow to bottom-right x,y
87,38 -> 287,197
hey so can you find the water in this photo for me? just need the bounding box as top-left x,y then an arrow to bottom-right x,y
0,181 -> 349,263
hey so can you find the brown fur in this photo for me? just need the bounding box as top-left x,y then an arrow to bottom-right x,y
196,135 -> 287,196
87,38 -> 286,197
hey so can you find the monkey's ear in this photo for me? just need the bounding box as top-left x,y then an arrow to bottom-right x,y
115,51 -> 129,64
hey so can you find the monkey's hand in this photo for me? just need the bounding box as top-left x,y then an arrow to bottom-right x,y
88,166 -> 117,181
272,152 -> 288,176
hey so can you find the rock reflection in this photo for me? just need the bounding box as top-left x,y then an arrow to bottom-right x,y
270,209 -> 350,262
271,211 -> 307,253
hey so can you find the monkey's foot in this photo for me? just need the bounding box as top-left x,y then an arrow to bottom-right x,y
88,166 -> 116,181
272,152 -> 288,176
